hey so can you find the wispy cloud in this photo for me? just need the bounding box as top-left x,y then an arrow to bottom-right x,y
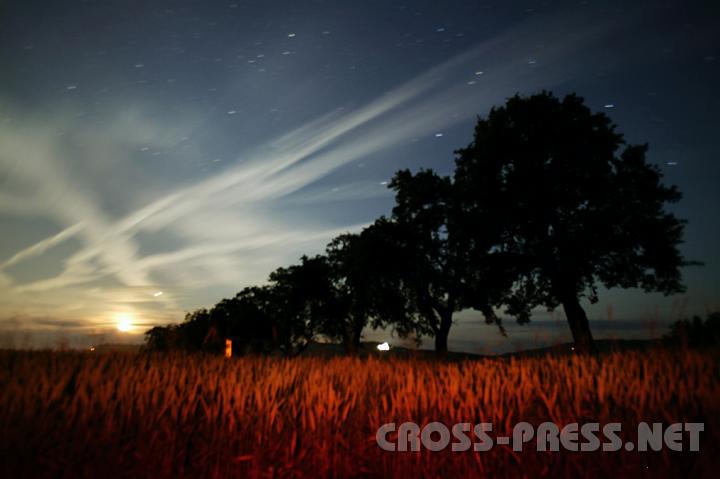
0,223 -> 84,272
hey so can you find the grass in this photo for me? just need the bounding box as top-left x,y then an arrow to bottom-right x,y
0,348 -> 718,477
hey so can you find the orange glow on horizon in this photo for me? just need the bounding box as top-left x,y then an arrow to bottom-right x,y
115,313 -> 134,333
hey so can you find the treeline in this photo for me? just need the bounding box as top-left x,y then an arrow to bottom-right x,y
145,92 -> 692,356
664,313 -> 720,348
145,224 -> 421,356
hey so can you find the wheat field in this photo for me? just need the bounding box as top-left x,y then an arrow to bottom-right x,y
0,349 -> 718,478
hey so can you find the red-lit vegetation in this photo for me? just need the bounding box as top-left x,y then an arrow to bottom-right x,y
0,349 -> 717,477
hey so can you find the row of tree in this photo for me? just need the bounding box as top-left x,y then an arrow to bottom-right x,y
145,92 -> 692,355
663,313 -> 720,348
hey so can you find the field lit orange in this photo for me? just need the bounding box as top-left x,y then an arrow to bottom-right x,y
0,350 -> 717,477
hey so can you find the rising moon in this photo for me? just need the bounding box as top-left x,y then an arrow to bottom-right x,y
115,313 -> 134,333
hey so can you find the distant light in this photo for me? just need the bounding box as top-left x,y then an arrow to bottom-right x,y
571,346 -> 575,352
435,133 -> 444,137
377,342 -> 390,351
90,346 -> 96,352
115,313 -> 134,333
475,71 -> 484,76
287,33 -> 296,37
153,291 -> 163,297
227,110 -> 237,115
380,181 -> 388,185
604,104 -> 615,109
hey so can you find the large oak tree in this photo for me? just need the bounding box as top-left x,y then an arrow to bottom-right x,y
387,169 -> 512,355
454,92 -> 692,353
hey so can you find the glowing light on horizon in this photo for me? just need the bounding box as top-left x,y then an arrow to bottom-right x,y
115,313 -> 134,332
377,342 -> 390,351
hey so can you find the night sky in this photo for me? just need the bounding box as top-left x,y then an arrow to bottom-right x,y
1,0 -> 718,352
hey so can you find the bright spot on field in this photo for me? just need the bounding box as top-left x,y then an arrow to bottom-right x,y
115,313 -> 134,332
377,342 -> 390,351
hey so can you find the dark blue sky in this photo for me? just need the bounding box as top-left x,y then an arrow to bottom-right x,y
0,0 -> 718,351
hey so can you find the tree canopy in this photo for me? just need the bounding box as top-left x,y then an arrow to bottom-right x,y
383,169 -> 512,354
454,92 -> 691,352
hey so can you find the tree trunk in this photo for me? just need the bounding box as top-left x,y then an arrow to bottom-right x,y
342,321 -> 363,355
434,312 -> 452,357
561,293 -> 597,354
342,335 -> 356,355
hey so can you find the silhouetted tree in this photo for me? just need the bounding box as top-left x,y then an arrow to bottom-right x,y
177,309 -> 214,351
268,255 -> 345,355
325,219 -> 426,354
144,257 -> 354,356
663,312 -> 720,348
143,291 -> 279,354
144,325 -> 179,351
386,169 -> 511,355
144,309 -> 214,352
324,233 -> 371,354
454,92 -> 693,353
210,286 -> 279,354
